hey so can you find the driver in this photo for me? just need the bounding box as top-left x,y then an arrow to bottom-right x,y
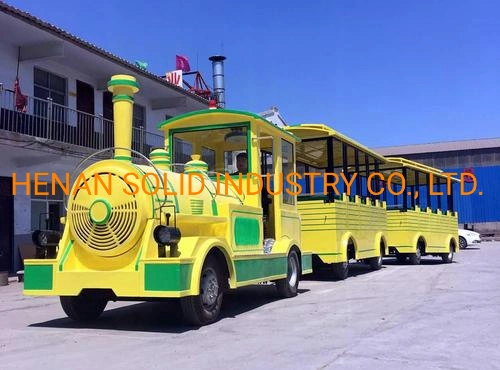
231,152 -> 248,175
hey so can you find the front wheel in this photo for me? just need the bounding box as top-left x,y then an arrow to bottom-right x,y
181,256 -> 224,326
459,236 -> 467,249
276,250 -> 300,298
60,292 -> 107,322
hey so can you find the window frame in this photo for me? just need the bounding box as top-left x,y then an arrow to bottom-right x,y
169,122 -> 252,175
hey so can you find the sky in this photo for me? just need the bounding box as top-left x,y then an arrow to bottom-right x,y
7,0 -> 500,147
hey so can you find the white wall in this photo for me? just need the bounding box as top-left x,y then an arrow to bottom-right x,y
1,40 -> 175,139
0,41 -> 23,93
13,193 -> 31,235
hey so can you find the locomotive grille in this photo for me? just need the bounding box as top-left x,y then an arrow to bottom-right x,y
70,200 -> 138,251
69,173 -> 141,255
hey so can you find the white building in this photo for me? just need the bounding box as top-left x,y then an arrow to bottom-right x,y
0,2 -> 209,273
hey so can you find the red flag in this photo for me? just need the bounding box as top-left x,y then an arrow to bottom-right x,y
14,77 -> 27,112
463,167 -> 474,183
175,55 -> 191,72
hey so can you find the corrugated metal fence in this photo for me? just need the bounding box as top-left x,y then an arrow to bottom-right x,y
447,165 -> 500,223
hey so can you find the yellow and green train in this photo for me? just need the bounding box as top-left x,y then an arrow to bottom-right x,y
23,74 -> 312,325
23,74 -> 459,325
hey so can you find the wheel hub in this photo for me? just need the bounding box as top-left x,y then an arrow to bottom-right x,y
201,268 -> 219,307
289,256 -> 298,287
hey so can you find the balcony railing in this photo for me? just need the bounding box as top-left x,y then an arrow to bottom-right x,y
0,84 -> 164,156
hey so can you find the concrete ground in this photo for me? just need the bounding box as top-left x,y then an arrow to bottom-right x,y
1,242 -> 499,370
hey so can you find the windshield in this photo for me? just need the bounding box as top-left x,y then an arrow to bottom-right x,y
171,125 -> 249,174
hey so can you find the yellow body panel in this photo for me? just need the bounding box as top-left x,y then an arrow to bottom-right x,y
298,194 -> 388,263
387,207 -> 459,253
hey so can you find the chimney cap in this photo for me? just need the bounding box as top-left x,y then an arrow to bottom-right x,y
209,55 -> 226,62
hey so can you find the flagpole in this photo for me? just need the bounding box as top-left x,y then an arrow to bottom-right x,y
16,47 -> 20,78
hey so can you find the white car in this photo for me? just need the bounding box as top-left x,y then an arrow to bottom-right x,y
458,229 -> 481,249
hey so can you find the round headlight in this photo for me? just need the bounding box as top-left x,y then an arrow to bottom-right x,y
153,226 -> 181,246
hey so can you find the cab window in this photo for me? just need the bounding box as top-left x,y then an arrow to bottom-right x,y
171,125 -> 248,174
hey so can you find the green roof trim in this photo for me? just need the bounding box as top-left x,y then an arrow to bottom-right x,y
157,109 -> 300,142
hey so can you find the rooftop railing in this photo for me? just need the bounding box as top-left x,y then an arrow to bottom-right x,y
0,84 -> 164,156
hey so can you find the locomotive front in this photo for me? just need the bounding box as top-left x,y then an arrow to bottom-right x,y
23,75 -> 239,323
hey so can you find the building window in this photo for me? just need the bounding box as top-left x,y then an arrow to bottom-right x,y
30,182 -> 65,232
133,104 -> 145,128
34,68 -> 67,106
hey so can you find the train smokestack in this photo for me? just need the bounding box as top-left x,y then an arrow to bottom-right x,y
107,74 -> 139,161
209,55 -> 226,108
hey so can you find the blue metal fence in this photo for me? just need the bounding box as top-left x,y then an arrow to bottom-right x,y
447,165 -> 500,223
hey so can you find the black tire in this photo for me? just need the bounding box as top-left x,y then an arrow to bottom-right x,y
181,256 -> 224,326
332,260 -> 349,280
441,244 -> 454,263
459,236 -> 467,249
409,245 -> 422,265
276,250 -> 300,298
396,254 -> 407,263
60,292 -> 107,322
368,251 -> 383,271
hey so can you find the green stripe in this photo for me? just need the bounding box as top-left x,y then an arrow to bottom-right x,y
211,199 -> 218,216
232,209 -> 262,216
24,265 -> 53,290
144,263 -> 192,291
301,254 -> 312,271
149,152 -> 169,158
58,240 -> 74,271
151,160 -> 171,165
235,256 -> 287,282
115,155 -> 132,161
112,94 -> 134,102
135,243 -> 144,271
107,79 -> 140,89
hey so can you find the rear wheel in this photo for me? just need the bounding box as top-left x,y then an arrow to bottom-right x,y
368,253 -> 383,270
332,260 -> 349,280
409,245 -> 422,265
276,250 -> 300,298
441,244 -> 454,263
459,236 -> 467,249
181,256 -> 224,326
60,292 -> 107,322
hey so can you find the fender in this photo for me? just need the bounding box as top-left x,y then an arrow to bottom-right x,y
270,236 -> 300,255
373,231 -> 388,256
181,237 -> 236,295
339,232 -> 357,260
411,234 -> 426,252
446,235 -> 459,253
